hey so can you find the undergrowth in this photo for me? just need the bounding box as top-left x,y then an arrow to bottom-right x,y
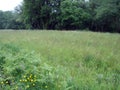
0,43 -> 74,90
0,30 -> 120,90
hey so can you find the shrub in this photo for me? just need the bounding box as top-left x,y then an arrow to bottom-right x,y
0,43 -> 74,90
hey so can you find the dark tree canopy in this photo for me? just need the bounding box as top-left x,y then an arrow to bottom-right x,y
0,10 -> 25,29
0,0 -> 120,33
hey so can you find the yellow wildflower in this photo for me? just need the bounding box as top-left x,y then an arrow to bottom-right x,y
1,82 -> 4,84
26,85 -> 29,88
31,79 -> 33,82
6,81 -> 8,84
45,86 -> 48,88
23,76 -> 26,78
33,83 -> 35,86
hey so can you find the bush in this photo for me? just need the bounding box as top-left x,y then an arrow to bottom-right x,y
0,43 -> 74,90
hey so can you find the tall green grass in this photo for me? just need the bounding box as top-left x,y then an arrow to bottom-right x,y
0,43 -> 74,90
0,30 -> 120,90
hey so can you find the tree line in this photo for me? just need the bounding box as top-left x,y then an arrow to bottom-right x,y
0,0 -> 120,33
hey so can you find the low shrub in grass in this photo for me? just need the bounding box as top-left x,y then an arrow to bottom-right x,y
0,43 -> 74,90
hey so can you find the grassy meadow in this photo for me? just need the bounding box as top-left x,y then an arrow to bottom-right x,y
0,30 -> 120,90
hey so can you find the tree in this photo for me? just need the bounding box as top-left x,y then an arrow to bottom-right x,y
1,0 -> 118,32
0,10 -> 5,29
48,0 -> 61,29
60,0 -> 91,30
89,0 -> 120,32
22,0 -> 61,29
0,10 -> 25,30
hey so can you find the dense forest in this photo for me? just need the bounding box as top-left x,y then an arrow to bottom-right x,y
0,0 -> 120,33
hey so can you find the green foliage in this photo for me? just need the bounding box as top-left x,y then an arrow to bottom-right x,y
22,0 -> 61,29
0,43 -> 74,90
60,0 -> 91,30
0,10 -> 25,29
0,31 -> 120,89
0,0 -> 120,32
89,0 -> 120,32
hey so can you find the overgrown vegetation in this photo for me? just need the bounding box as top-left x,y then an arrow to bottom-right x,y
0,31 -> 120,90
0,43 -> 74,90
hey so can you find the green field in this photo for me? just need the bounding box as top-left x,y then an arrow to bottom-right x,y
0,30 -> 120,90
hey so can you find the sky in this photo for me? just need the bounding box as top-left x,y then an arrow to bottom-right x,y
0,0 -> 89,11
0,0 -> 23,11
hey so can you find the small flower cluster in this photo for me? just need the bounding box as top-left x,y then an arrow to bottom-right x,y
0,80 -> 10,86
19,74 -> 37,88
